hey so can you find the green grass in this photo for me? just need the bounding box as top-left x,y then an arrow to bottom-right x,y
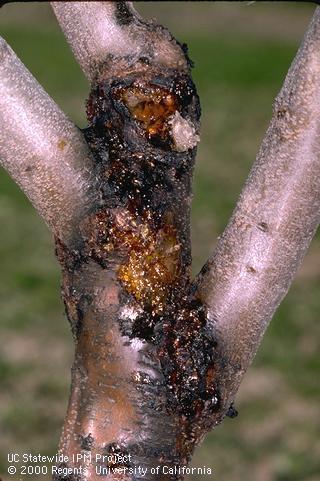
189,36 -> 295,90
0,6 -> 319,481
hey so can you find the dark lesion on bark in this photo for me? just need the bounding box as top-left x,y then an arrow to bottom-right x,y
115,1 -> 135,26
80,433 -> 95,452
54,37 -> 225,478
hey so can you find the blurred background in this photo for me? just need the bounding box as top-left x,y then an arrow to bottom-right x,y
0,2 -> 319,481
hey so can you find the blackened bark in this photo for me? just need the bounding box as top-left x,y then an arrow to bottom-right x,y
53,33 -> 223,481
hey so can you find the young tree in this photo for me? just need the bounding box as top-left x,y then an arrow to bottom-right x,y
0,2 -> 319,480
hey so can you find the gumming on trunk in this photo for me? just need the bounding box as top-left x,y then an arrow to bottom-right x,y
1,2 -> 320,481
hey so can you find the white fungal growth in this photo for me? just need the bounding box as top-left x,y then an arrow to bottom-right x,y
169,111 -> 200,152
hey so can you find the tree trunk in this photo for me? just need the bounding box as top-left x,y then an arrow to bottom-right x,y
1,3 -> 320,480
53,49 -> 219,480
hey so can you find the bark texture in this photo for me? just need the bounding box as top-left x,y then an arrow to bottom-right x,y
53,5 -> 218,480
194,6 -> 320,412
0,37 -> 95,241
1,3 -> 320,481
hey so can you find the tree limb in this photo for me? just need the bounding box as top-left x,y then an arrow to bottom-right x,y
51,1 -> 188,83
194,7 -> 320,412
0,37 -> 95,242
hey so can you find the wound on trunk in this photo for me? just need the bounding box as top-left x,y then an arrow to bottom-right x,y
55,41 -> 222,475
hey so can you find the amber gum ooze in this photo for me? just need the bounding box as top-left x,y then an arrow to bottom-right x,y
80,73 -> 219,440
119,85 -> 178,144
79,208 -> 182,315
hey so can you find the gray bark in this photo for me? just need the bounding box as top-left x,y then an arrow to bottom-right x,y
0,3 -> 319,480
